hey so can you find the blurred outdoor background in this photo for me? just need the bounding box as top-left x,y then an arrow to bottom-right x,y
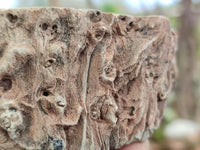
0,0 -> 200,150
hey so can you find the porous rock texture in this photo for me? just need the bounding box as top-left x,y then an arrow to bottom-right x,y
0,8 -> 177,150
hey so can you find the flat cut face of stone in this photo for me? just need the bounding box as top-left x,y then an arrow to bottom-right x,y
0,8 -> 177,150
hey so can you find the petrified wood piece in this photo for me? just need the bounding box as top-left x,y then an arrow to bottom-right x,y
0,8 -> 177,150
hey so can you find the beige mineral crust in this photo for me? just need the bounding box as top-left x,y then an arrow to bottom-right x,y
0,8 -> 177,150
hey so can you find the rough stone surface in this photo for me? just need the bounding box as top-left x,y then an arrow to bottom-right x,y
0,8 -> 177,150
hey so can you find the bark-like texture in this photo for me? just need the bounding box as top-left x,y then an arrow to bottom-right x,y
0,8 -> 177,150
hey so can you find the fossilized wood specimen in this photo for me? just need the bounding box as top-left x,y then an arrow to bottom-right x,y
0,8 -> 177,150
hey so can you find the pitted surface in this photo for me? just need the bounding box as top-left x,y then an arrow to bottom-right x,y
0,8 -> 177,150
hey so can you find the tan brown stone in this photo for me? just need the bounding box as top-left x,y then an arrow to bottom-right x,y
0,8 -> 177,150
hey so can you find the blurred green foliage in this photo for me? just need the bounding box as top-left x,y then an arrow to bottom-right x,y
152,107 -> 177,142
102,3 -> 120,14
196,21 -> 200,59
170,17 -> 179,29
152,93 -> 177,142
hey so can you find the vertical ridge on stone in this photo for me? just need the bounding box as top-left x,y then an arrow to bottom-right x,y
0,8 -> 177,150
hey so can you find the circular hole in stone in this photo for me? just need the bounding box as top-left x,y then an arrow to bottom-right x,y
52,24 -> 58,30
6,13 -> 18,24
129,21 -> 133,26
0,77 -> 12,92
150,73 -> 153,77
41,23 -> 48,31
43,90 -> 51,97
48,59 -> 54,64
96,11 -> 100,16
120,16 -> 126,21
9,107 -> 17,112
